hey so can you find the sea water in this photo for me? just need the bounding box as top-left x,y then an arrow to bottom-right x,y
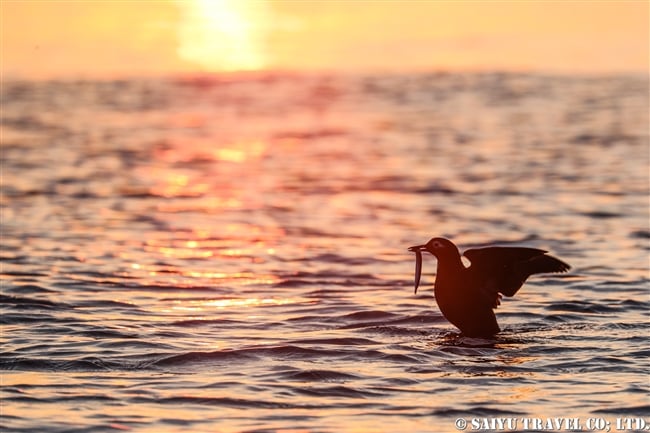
1,72 -> 648,432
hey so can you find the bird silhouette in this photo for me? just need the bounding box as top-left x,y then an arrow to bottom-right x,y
408,237 -> 570,337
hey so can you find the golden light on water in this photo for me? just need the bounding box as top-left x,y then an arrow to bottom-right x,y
153,138 -> 268,166
177,0 -> 270,71
212,140 -> 268,163
169,296 -> 311,312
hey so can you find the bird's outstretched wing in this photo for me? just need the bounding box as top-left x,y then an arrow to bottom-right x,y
464,246 -> 570,298
464,246 -> 547,267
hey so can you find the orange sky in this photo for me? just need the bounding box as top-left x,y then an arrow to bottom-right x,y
1,0 -> 648,79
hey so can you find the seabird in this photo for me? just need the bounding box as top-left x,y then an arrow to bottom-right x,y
408,237 -> 570,337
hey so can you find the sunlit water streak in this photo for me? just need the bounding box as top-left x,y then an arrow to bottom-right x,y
1,72 -> 649,432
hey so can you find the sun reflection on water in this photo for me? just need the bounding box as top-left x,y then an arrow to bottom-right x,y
212,140 -> 267,162
168,296 -> 312,312
154,139 -> 268,165
126,261 -> 280,286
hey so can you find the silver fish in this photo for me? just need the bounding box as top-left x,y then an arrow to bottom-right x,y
413,249 -> 422,294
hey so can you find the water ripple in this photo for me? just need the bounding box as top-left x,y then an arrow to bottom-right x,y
1,72 -> 648,432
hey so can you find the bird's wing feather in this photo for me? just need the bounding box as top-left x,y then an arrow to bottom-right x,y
475,277 -> 503,309
463,246 -> 547,269
522,254 -> 571,274
464,246 -> 570,298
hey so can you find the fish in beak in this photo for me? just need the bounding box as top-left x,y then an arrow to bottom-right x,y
407,244 -> 427,294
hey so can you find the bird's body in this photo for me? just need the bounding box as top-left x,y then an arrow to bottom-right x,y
408,237 -> 570,337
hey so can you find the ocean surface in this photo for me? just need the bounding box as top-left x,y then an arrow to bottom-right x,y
1,72 -> 649,433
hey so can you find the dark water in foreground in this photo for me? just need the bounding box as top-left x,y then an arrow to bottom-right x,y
1,72 -> 649,432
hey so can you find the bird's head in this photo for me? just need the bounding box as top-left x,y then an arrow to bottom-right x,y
408,237 -> 459,260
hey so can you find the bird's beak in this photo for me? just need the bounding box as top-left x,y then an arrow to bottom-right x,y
408,245 -> 426,252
